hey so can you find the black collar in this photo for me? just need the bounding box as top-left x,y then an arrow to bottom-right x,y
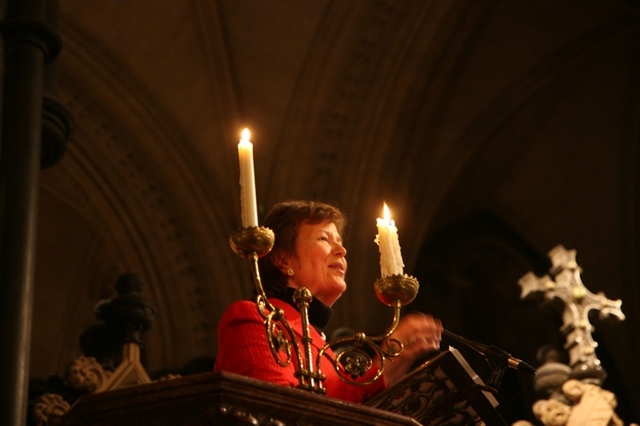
282,287 -> 333,332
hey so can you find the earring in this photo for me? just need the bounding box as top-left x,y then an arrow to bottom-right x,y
286,268 -> 294,277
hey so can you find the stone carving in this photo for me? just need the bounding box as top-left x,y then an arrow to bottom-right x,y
64,355 -> 111,393
29,273 -> 163,426
517,379 -> 630,426
32,393 -> 71,426
518,245 -> 625,383
515,246 -> 634,426
561,379 -> 622,426
532,398 -> 571,426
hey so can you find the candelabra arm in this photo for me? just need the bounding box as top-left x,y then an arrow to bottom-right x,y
367,299 -> 403,347
248,252 -> 275,311
318,275 -> 419,387
316,299 -> 403,387
371,274 -> 420,358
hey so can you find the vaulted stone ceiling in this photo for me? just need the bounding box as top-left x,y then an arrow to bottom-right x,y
30,0 -> 640,423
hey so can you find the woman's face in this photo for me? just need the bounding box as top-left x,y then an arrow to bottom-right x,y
285,220 -> 347,306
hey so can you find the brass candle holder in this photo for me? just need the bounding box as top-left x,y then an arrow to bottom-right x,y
230,226 -> 420,394
318,274 -> 419,388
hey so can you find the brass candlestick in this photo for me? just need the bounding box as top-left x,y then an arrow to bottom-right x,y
230,226 -> 320,391
230,226 -> 420,393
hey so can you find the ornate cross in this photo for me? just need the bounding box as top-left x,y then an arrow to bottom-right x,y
518,245 -> 625,383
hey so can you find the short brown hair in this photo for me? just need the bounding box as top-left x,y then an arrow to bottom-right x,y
258,200 -> 346,298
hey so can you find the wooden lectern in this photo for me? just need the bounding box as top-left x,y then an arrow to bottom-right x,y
60,370 -> 419,426
61,349 -> 505,426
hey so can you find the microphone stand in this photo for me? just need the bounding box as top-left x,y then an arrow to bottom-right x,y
443,329 -> 536,392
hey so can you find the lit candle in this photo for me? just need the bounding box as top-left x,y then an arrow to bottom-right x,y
375,203 -> 404,276
238,128 -> 258,227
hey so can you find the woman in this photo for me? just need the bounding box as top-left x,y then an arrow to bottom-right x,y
214,200 -> 442,403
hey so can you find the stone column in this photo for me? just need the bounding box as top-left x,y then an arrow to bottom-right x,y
0,0 -> 63,424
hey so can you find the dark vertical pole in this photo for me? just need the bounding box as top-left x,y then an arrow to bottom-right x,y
0,0 -> 61,425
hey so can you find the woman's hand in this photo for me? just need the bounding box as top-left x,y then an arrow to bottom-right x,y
382,312 -> 443,387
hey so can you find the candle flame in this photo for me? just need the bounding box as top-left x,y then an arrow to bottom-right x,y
241,128 -> 251,142
383,203 -> 391,222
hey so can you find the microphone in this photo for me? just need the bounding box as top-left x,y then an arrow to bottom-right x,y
443,329 -> 536,375
503,351 -> 536,375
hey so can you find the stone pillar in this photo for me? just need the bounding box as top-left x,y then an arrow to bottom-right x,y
0,0 -> 63,424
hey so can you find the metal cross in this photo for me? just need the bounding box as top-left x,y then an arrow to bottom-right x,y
518,245 -> 625,382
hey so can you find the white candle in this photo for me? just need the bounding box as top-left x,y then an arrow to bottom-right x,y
238,128 -> 258,227
375,203 -> 404,276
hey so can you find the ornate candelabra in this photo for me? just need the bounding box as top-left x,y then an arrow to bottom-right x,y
230,225 -> 419,394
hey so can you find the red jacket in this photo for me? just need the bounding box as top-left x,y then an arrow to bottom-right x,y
214,298 -> 385,403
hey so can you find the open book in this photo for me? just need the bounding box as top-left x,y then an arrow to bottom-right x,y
365,347 -> 507,426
